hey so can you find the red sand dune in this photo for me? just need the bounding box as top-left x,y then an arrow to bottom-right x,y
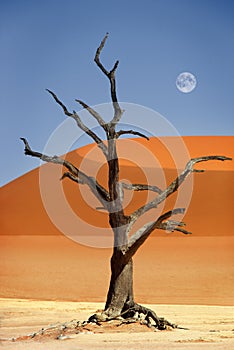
1,136 -> 234,305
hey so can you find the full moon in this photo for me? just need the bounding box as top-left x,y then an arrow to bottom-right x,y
176,72 -> 197,93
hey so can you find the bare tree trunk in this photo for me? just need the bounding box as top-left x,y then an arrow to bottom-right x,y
104,213 -> 134,317
105,255 -> 133,317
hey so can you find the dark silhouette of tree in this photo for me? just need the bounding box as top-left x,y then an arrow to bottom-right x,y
21,34 -> 231,330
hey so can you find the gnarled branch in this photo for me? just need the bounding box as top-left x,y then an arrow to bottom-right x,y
116,129 -> 149,140
60,172 -> 84,184
46,89 -> 108,157
94,33 -> 110,76
158,220 -> 191,235
121,182 -> 162,194
125,208 -> 186,260
20,138 -> 110,205
94,33 -> 123,126
128,155 -> 232,232
75,99 -> 107,132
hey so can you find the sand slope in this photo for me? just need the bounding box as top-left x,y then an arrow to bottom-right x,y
1,136 -> 233,237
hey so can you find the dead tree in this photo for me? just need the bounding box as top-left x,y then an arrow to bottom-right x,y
21,33 -> 231,329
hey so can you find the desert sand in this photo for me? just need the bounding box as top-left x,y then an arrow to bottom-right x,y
0,235 -> 234,305
1,136 -> 234,348
0,299 -> 234,349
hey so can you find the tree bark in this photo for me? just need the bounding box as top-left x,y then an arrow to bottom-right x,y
104,254 -> 134,317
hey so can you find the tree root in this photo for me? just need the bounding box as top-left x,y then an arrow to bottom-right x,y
128,303 -> 177,330
1,304 -> 189,342
88,302 -> 189,331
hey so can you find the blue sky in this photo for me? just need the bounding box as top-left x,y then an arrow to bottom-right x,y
1,0 -> 234,186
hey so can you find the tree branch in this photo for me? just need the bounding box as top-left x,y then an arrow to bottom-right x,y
121,182 -> 162,194
20,138 -> 110,204
158,220 -> 191,235
125,208 -> 186,260
116,130 -> 150,141
94,32 -> 110,76
128,155 -> 232,231
46,89 -> 108,157
94,33 -> 123,126
72,110 -> 108,156
60,172 -> 84,184
46,89 -> 73,116
75,99 -> 107,131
